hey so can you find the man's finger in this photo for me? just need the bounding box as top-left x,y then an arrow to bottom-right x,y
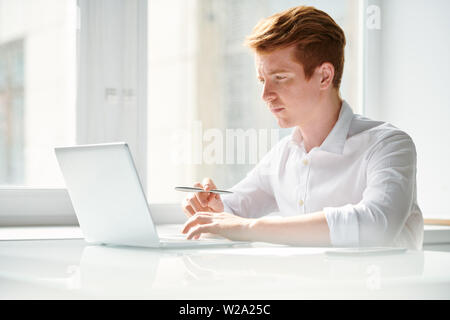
181,197 -> 196,217
188,196 -> 209,212
206,192 -> 220,205
183,204 -> 195,217
182,213 -> 212,234
201,177 -> 217,192
188,197 -> 201,212
193,182 -> 209,206
186,223 -> 216,240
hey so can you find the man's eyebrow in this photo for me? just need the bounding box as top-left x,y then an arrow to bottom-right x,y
257,69 -> 293,77
267,69 -> 293,75
256,69 -> 293,78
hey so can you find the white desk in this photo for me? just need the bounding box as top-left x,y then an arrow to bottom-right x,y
1,225 -> 450,299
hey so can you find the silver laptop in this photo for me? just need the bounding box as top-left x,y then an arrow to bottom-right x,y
55,142 -> 247,248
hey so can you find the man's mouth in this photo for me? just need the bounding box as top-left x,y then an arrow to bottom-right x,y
270,107 -> 285,114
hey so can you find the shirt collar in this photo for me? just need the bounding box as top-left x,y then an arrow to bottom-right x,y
290,100 -> 354,155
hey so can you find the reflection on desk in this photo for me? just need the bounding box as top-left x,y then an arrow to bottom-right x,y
1,237 -> 448,299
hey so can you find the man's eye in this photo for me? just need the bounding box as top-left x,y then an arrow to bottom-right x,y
258,78 -> 265,84
275,75 -> 286,80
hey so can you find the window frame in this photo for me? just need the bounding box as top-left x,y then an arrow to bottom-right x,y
0,188 -> 77,226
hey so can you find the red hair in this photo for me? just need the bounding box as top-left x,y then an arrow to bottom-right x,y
245,6 -> 346,88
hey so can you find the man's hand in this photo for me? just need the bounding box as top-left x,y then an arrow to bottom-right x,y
181,177 -> 224,217
181,211 -> 254,241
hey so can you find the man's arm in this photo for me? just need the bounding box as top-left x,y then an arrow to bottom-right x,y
182,210 -> 331,246
324,132 -> 418,247
221,139 -> 286,219
248,211 -> 331,246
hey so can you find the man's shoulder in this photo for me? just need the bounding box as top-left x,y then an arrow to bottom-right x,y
348,114 -> 416,163
348,113 -> 413,143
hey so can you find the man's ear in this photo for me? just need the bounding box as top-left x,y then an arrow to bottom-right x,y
319,62 -> 335,90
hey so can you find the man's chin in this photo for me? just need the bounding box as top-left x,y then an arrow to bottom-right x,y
276,118 -> 294,128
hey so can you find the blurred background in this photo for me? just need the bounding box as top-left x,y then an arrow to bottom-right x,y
0,0 -> 449,221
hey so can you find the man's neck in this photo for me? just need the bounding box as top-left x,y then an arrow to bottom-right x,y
299,93 -> 342,154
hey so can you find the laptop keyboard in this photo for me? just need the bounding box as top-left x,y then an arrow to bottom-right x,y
161,234 -> 186,239
160,234 -> 230,242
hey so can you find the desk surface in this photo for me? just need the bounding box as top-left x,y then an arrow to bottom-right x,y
1,225 -> 450,299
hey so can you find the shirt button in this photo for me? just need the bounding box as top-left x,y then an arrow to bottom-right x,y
299,199 -> 304,206
302,159 -> 309,165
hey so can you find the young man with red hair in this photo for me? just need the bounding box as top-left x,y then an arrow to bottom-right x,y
181,6 -> 423,249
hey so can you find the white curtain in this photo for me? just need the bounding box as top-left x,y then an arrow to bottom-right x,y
77,0 -> 148,191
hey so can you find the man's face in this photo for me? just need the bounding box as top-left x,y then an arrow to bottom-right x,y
255,45 -> 322,128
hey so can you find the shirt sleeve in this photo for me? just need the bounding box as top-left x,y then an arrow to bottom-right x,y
324,131 -> 418,247
222,143 -> 280,219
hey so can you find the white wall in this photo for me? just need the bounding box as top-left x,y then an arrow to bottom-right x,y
364,0 -> 450,217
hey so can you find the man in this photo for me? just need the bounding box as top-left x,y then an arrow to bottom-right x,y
181,6 -> 423,249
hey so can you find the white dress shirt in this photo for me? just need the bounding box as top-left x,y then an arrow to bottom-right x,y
221,101 -> 423,250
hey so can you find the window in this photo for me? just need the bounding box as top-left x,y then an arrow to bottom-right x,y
0,0 -> 362,223
0,39 -> 24,184
0,0 -> 77,225
3,0 -> 446,225
0,0 -> 77,187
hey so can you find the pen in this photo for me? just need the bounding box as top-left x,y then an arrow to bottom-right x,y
174,186 -> 233,194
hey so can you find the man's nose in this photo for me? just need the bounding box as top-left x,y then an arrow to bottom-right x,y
262,83 -> 276,103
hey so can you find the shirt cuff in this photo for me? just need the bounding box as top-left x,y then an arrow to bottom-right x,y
324,204 -> 360,247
